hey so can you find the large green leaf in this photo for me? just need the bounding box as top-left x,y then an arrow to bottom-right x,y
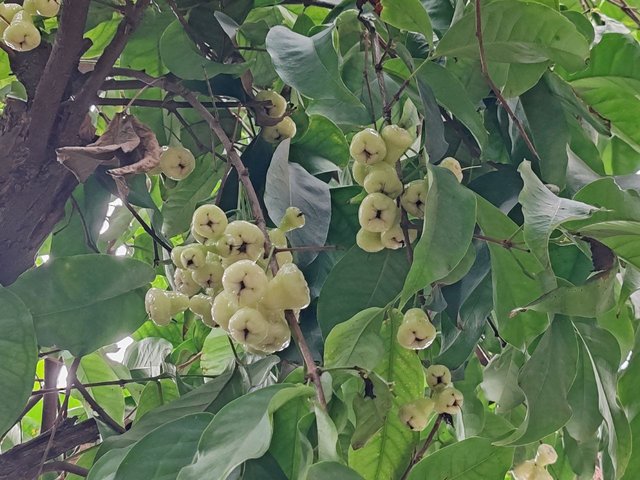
0,288 -> 37,437
317,247 -> 409,337
578,221 -> 640,270
177,384 -> 313,480
380,0 -> 432,44
265,26 -> 369,125
9,255 -> 154,356
499,316 -> 578,445
401,167 -> 477,304
519,161 -> 596,270
480,346 -> 526,413
349,313 -> 425,480
475,196 -> 548,347
324,307 -> 385,371
519,78 -> 570,187
619,349 -> 640,480
569,34 -> 640,151
436,0 -> 589,71
113,413 -> 213,480
290,114 -> 349,172
269,399 -> 313,479
407,437 -> 513,480
264,140 -> 331,266
308,462 -> 364,480
576,322 -> 632,478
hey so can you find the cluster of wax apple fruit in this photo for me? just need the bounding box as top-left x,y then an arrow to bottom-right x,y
350,127 -> 464,253
512,444 -> 558,480
254,90 -> 297,144
0,0 -> 59,52
145,204 -> 310,355
398,364 -> 464,431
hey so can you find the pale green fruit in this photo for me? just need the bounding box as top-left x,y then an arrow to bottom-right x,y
211,291 -> 239,331
222,259 -> 269,307
401,180 -> 427,218
433,386 -> 464,415
4,13 -> 40,52
0,3 -> 24,22
255,90 -> 287,118
397,308 -> 437,350
190,224 -> 207,244
192,204 -> 228,240
425,364 -> 452,390
381,224 -> 417,250
160,146 -> 196,180
191,260 -> 224,289
167,291 -> 189,315
363,162 -> 403,198
279,206 -> 305,232
33,0 -> 60,17
356,228 -> 384,253
248,309 -> 291,354
349,128 -> 387,165
228,307 -> 270,345
381,124 -> 413,164
398,398 -> 435,432
439,157 -> 463,183
269,228 -> 293,266
352,161 -> 369,186
535,444 -> 558,467
189,294 -> 215,327
170,245 -> 187,266
261,263 -> 310,310
22,0 -> 37,15
145,288 -> 172,326
358,193 -> 397,233
530,467 -> 553,480
218,220 -> 265,263
173,268 -> 201,297
512,461 -> 536,480
263,117 -> 297,143
179,245 -> 208,270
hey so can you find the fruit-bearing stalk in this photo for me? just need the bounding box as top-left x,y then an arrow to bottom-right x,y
127,71 -> 329,410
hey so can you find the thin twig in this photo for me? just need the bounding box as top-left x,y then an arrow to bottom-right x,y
166,0 -> 215,59
604,0 -> 640,27
95,97 -> 240,109
75,382 -> 126,434
474,0 -> 540,162
122,199 -> 173,253
70,195 -> 100,253
474,346 -> 490,366
275,245 -> 337,253
473,233 -> 530,252
41,460 -> 90,477
280,0 -> 337,7
400,415 -> 444,479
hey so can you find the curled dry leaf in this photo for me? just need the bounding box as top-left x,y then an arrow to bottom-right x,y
56,113 -> 161,182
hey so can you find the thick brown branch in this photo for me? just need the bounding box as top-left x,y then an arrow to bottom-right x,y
41,460 -> 89,477
27,0 -> 91,163
0,419 -> 99,480
474,0 -> 540,162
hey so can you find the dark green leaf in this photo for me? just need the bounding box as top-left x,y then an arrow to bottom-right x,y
308,462 -> 364,480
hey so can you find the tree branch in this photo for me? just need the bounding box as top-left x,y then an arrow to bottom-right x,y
75,381 -> 126,434
604,0 -> 640,28
400,415 -> 443,479
95,97 -> 241,110
41,460 -> 89,477
474,0 -> 540,162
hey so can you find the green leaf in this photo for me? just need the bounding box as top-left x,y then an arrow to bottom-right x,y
265,26 -> 369,125
317,247 -> 409,337
98,370 -> 234,455
349,313 -> 425,480
9,255 -> 154,356
576,322 -> 632,478
87,449 -> 129,480
480,346 -> 526,413
407,437 -> 514,480
307,462 -> 364,480
351,373 -> 393,449
569,34 -> 640,151
177,384 -> 313,480
520,78 -> 570,187
498,316 -> 578,446
200,328 -> 235,376
436,0 -> 589,72
160,21 -> 251,80
290,114 -> 349,171
135,380 -> 180,422
76,353 -> 125,428
401,167 -> 477,304
380,0 -> 432,44
114,413 -> 213,480
475,196 -> 548,347
264,140 -> 331,266
578,221 -> 640,270
0,288 -> 37,436
519,161 -> 596,270
511,268 -> 617,318
162,156 -> 221,237
324,308 -> 385,371
269,399 -> 313,479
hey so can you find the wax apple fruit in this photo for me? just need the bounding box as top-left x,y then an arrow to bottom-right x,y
222,259 -> 269,307
425,364 -> 452,390
350,128 -> 387,165
192,204 -> 228,239
255,90 -> 287,118
358,193 -> 397,233
398,398 -> 435,431
159,146 -> 196,180
440,157 -> 463,183
263,117 -> 297,143
381,124 -> 413,164
397,308 -> 437,350
260,263 -> 310,310
401,180 -> 427,218
433,386 -> 464,415
356,228 -> 384,253
363,162 -> 403,198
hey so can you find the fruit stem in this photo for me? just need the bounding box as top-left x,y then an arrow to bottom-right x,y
400,415 -> 444,479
